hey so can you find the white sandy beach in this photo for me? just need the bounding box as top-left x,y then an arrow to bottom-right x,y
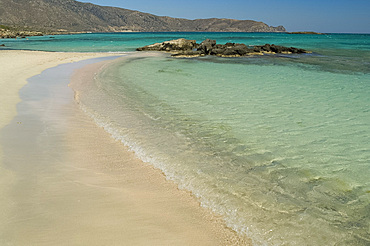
0,50 -> 250,245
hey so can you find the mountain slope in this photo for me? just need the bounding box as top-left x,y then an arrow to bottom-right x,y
0,0 -> 286,32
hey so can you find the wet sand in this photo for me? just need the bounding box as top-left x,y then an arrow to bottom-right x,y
0,51 -> 250,245
0,50 -> 121,245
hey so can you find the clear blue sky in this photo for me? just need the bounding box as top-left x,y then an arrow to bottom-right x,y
78,0 -> 370,33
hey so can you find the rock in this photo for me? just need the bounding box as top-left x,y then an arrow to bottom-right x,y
0,44 -> 5,46
136,38 -> 197,51
136,42 -> 162,51
233,43 -> 251,55
163,38 -> 198,51
137,39 -> 310,57
197,39 -> 216,54
221,48 -> 240,57
209,48 -> 225,56
224,42 -> 235,47
253,44 -> 307,54
214,44 -> 250,57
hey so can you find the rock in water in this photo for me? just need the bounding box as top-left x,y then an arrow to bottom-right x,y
197,39 -> 216,54
136,38 -> 198,51
137,39 -> 310,57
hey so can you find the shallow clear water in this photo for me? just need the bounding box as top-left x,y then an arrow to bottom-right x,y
5,33 -> 370,245
76,50 -> 370,245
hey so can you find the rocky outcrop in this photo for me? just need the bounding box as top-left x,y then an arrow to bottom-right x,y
136,38 -> 198,51
137,39 -> 310,57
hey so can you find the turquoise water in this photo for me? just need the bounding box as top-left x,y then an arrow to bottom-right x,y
2,32 -> 369,74
1,32 -> 370,52
5,33 -> 370,245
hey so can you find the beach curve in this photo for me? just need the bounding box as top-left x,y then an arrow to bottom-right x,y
0,50 -> 249,245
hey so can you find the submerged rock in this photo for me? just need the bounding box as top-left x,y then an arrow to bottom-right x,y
171,50 -> 205,57
137,39 -> 310,57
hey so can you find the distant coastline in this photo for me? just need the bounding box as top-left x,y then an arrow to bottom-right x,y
1,0 -> 285,34
288,31 -> 325,35
1,27 -> 326,40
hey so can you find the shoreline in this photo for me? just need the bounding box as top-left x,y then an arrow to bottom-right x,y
0,50 -> 122,130
0,50 -> 250,245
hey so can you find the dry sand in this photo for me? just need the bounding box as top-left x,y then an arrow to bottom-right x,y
0,50 -> 250,245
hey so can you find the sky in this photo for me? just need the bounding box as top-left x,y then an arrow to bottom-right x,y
78,0 -> 370,33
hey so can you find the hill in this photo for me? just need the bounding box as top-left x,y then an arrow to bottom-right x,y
0,0 -> 286,33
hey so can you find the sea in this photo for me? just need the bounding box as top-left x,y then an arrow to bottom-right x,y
2,32 -> 369,245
